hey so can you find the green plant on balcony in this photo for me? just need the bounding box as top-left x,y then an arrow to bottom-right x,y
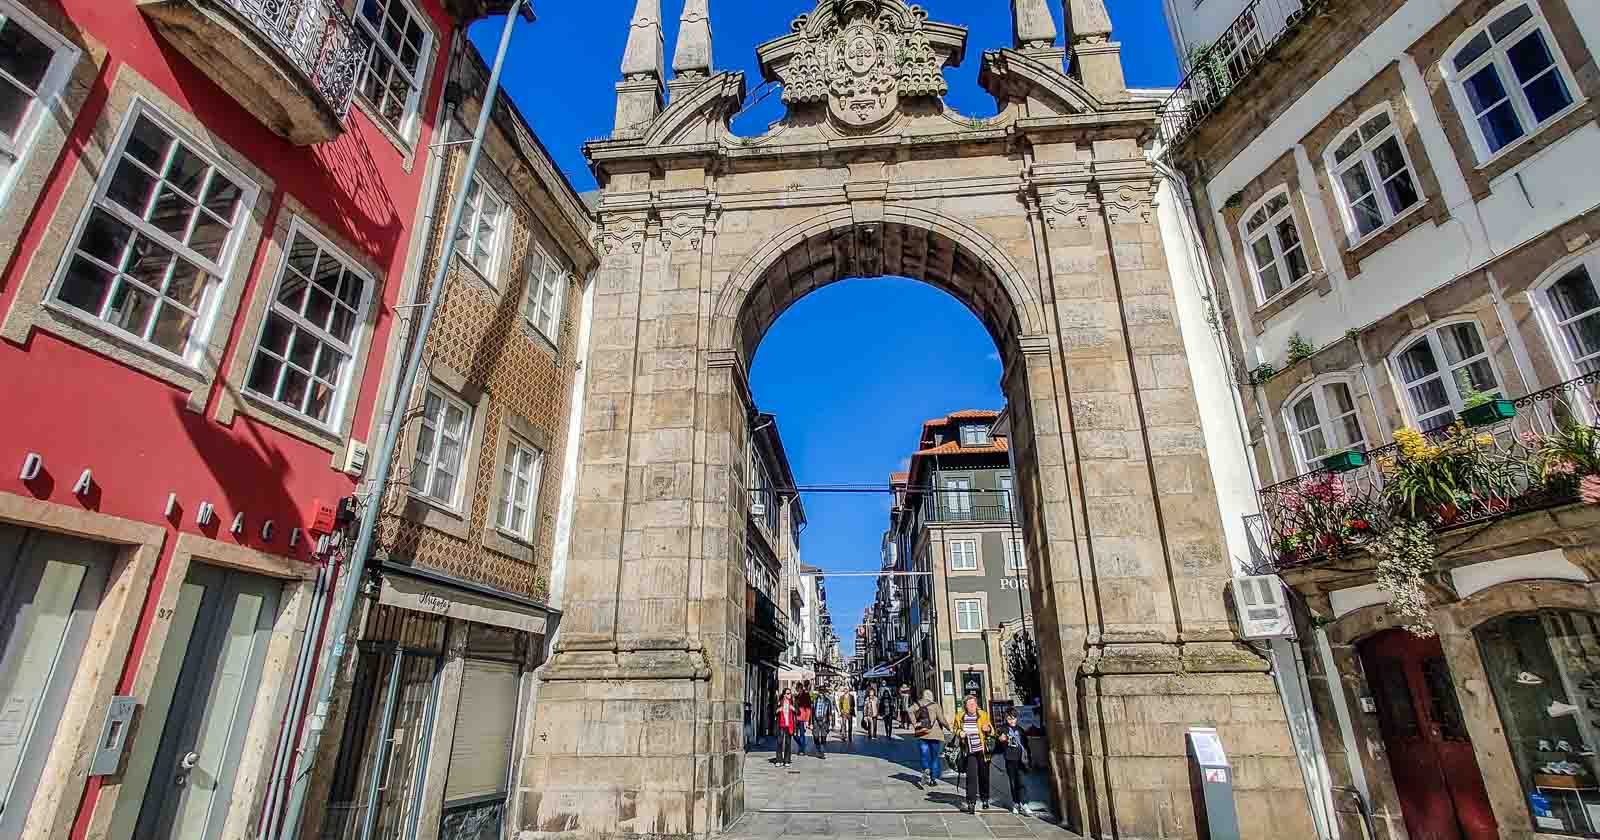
1457,370 -> 1517,426
1270,473 -> 1376,567
1379,426 -> 1514,524
1526,424 -> 1600,490
1370,521 -> 1439,637
1287,333 -> 1315,365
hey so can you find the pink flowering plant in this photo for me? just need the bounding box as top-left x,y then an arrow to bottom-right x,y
1268,473 -> 1377,566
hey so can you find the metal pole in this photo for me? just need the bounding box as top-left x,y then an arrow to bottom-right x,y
277,6 -> 528,838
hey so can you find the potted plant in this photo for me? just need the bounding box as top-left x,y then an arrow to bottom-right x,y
1318,447 -> 1367,473
1457,371 -> 1516,427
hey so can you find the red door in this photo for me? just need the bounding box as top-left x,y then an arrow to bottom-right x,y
1361,630 -> 1499,840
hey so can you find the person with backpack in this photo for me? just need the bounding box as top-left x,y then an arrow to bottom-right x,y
913,689 -> 949,786
813,690 -> 833,756
997,708 -> 1032,815
955,694 -> 995,812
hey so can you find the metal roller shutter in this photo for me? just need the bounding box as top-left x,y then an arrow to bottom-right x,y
444,660 -> 520,803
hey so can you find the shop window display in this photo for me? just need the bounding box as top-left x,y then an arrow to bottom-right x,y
1478,611 -> 1600,836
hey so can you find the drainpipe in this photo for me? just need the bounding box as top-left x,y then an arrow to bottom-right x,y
276,6 -> 532,840
258,559 -> 332,840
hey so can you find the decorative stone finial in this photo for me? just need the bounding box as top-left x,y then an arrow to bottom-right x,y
1064,0 -> 1126,100
1064,0 -> 1112,43
620,0 -> 665,80
615,0 -> 666,133
672,0 -> 712,78
1012,0 -> 1057,50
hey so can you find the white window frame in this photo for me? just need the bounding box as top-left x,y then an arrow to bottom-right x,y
522,244 -> 565,342
959,424 -> 990,447
1006,538 -> 1027,572
1324,104 -> 1426,245
409,382 -> 473,511
955,598 -> 982,633
1442,0 -> 1583,166
351,0 -> 434,142
44,98 -> 260,368
495,435 -> 543,542
243,217 -> 375,429
0,1 -> 80,210
999,473 -> 1013,514
1283,376 -> 1370,472
942,476 -> 972,515
948,539 -> 978,572
1388,319 -> 1505,431
457,173 -> 505,281
1530,248 -> 1600,388
1239,187 -> 1312,305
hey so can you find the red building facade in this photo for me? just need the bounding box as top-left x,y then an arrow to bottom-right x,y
0,1 -> 479,838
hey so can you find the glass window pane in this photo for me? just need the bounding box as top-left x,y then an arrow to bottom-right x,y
78,209 -> 134,267
107,283 -> 155,336
1373,137 -> 1408,181
1398,340 -> 1440,383
1292,395 -> 1321,433
1351,194 -> 1385,236
186,211 -> 228,262
1282,243 -> 1309,284
1464,63 -> 1511,112
1478,101 -> 1526,153
280,368 -> 310,411
1490,4 -> 1535,42
0,76 -> 30,137
0,20 -> 53,92
165,265 -> 207,311
56,257 -> 114,315
246,353 -> 281,395
1327,382 -> 1357,414
1549,267 -> 1600,320
1440,323 -> 1486,365
1454,30 -> 1494,71
149,303 -> 194,355
1360,111 -> 1392,141
149,186 -> 196,242
1562,314 -> 1600,364
1460,359 -> 1499,395
1409,378 -> 1451,415
1333,131 -> 1363,163
1339,415 -> 1365,448
258,312 -> 292,355
1476,611 -> 1600,837
306,287 -> 334,331
107,160 -> 158,215
124,116 -> 171,170
1523,67 -> 1573,123
1507,31 -> 1556,82
165,146 -> 208,198
1383,170 -> 1420,215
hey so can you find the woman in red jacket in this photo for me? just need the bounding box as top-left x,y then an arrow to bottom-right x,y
774,688 -> 798,767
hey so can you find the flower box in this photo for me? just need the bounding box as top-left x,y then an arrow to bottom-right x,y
1461,398 -> 1516,427
1319,450 -> 1367,473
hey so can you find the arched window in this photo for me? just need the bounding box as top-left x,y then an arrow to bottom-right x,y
1391,320 -> 1503,431
1239,188 -> 1311,304
1283,377 -> 1368,471
1534,250 -> 1600,377
1326,105 -> 1424,243
1444,0 -> 1579,162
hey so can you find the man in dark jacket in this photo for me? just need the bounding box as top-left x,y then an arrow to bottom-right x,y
996,708 -> 1032,814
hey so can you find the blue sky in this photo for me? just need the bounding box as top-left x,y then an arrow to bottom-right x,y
473,2 -> 1182,654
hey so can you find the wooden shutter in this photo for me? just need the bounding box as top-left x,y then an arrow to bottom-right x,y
444,660 -> 520,803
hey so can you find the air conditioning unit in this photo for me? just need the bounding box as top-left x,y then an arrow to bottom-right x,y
1230,575 -> 1296,640
750,501 -> 767,516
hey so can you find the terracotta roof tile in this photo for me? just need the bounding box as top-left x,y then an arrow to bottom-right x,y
890,472 -> 910,483
913,438 -> 1010,457
921,409 -> 1000,428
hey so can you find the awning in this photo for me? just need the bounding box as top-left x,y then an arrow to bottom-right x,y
378,562 -> 551,634
779,665 -> 815,682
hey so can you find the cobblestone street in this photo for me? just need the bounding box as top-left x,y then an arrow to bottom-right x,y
727,725 -> 1077,839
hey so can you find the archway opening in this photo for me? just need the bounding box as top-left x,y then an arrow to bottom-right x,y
733,221 -> 1054,820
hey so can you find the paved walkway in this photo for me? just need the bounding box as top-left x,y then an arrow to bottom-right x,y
727,724 -> 1078,840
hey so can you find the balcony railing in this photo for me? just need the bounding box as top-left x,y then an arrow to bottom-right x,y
1260,373 -> 1600,570
222,0 -> 363,117
1157,0 -> 1312,148
926,501 -> 1015,524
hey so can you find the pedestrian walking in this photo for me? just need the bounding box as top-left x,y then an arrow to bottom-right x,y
796,685 -> 813,755
839,689 -> 855,745
814,691 -> 832,756
898,683 -> 913,729
774,689 -> 797,767
997,708 -> 1032,815
880,687 -> 896,735
912,690 -> 949,787
864,691 -> 879,740
956,694 -> 995,813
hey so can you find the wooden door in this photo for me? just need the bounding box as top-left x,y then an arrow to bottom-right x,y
1361,630 -> 1499,840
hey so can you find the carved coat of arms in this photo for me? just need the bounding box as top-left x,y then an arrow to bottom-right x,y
780,0 -> 950,130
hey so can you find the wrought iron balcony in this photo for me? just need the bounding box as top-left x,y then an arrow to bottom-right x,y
925,501 -> 1016,525
1157,0 -> 1313,149
140,0 -> 363,145
1258,373 -> 1600,570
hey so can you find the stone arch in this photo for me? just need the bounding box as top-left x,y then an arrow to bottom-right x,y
711,204 -> 1047,363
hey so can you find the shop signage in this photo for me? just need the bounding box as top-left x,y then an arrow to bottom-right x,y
1001,577 -> 1029,590
961,670 -> 985,702
379,575 -> 547,634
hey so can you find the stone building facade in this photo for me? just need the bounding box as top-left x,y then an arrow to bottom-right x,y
300,43 -> 597,840
1160,0 -> 1600,837
518,0 -> 1314,838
